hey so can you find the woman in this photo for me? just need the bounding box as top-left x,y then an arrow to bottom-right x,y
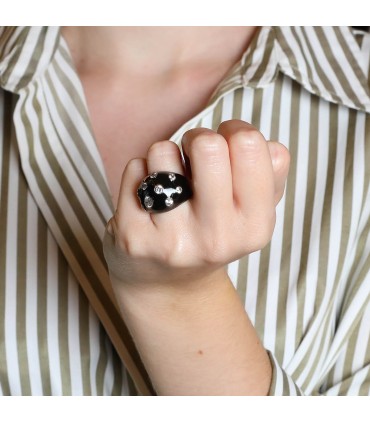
0,26 -> 369,395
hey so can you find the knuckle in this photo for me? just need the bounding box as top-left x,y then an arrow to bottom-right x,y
148,228 -> 183,265
218,119 -> 253,132
115,231 -> 134,256
160,247 -> 184,268
201,229 -> 230,265
114,224 -> 145,259
190,132 -> 227,157
124,237 -> 143,258
182,127 -> 214,141
122,158 -> 144,180
147,140 -> 178,158
125,158 -> 136,171
231,127 -> 265,151
232,128 -> 265,157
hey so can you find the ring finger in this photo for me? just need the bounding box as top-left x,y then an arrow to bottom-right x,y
146,140 -> 190,224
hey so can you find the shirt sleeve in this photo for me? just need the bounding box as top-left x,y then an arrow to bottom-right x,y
266,351 -> 304,395
320,298 -> 370,396
266,266 -> 370,395
266,299 -> 370,396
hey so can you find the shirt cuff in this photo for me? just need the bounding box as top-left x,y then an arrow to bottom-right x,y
267,350 -> 304,395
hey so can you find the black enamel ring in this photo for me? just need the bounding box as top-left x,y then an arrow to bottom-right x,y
137,171 -> 193,213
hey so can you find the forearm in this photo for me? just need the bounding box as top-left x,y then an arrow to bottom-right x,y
112,267 -> 272,395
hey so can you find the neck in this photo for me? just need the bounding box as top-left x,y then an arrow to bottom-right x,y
61,26 -> 257,78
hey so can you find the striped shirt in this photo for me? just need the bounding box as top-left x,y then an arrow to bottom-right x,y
1,26 -> 370,396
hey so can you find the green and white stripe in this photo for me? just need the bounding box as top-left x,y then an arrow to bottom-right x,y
1,26 -> 370,395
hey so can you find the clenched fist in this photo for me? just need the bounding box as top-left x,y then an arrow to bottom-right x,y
103,119 -> 290,292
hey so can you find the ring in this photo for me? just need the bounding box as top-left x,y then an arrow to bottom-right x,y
137,171 -> 193,213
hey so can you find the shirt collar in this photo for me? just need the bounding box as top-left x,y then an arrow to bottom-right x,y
0,26 -> 60,92
248,26 -> 370,112
211,26 -> 370,113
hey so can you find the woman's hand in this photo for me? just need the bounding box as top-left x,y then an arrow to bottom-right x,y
104,119 -> 290,294
103,119 -> 290,395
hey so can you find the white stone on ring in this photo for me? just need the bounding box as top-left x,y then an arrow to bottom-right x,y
165,197 -> 174,207
144,196 -> 154,208
154,184 -> 164,194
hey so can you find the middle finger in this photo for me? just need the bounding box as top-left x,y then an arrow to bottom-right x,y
181,127 -> 234,222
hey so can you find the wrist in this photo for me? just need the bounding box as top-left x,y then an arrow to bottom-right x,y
111,266 -> 231,323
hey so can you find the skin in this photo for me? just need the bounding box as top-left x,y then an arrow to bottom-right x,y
63,27 -> 291,395
62,27 -> 259,208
